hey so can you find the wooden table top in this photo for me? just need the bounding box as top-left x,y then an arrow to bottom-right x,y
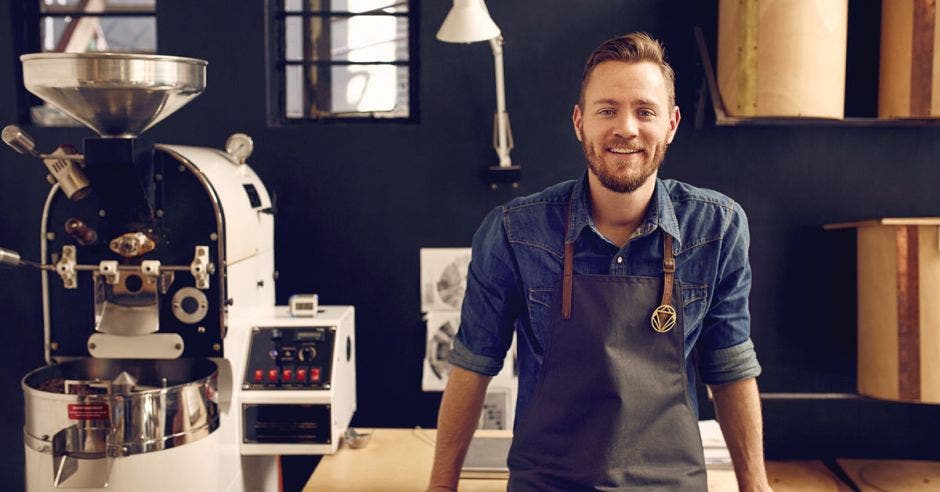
303,428 -> 878,491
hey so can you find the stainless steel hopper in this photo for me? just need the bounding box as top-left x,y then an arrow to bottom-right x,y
21,53 -> 207,138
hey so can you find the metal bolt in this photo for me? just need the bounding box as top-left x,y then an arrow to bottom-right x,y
88,343 -> 96,350
155,209 -> 164,218
212,343 -> 221,351
98,210 -> 106,217
46,232 -> 55,241
174,343 -> 182,350
273,270 -> 280,280
50,342 -> 59,351
242,384 -> 250,390
154,174 -> 163,182
210,232 -> 218,241
178,165 -> 186,173
197,326 -> 206,333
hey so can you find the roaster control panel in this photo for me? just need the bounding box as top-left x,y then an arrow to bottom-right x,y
243,326 -> 336,390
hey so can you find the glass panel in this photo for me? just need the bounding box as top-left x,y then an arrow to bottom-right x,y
40,0 -> 156,14
284,0 -> 302,11
285,15 -> 303,61
284,15 -> 407,62
288,63 -> 406,117
286,64 -> 305,118
295,0 -> 407,13
40,15 -> 156,52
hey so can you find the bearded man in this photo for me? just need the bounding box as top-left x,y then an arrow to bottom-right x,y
428,33 -> 771,491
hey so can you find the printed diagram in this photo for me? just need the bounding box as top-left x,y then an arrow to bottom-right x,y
420,248 -> 471,313
423,312 -> 460,391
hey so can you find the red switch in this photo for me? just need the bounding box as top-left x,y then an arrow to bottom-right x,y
253,369 -> 263,382
267,369 -> 278,382
310,367 -> 321,383
282,369 -> 293,381
296,368 -> 307,382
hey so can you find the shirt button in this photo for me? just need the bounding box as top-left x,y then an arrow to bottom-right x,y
616,256 -> 623,264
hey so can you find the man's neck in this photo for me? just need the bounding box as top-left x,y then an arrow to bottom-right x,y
587,172 -> 657,248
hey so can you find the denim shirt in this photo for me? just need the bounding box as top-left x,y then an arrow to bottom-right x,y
450,173 -> 761,421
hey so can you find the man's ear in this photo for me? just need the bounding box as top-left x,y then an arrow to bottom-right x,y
572,104 -> 583,142
666,105 -> 681,144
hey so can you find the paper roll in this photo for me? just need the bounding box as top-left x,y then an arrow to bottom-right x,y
718,0 -> 848,118
879,0 -> 940,118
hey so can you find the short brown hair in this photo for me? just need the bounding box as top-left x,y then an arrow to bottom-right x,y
580,32 -> 676,108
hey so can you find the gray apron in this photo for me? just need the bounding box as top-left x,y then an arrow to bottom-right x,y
506,196 -> 707,491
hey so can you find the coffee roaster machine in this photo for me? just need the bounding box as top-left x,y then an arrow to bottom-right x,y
0,53 -> 356,491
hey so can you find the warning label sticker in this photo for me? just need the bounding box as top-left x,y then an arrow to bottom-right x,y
67,403 -> 109,420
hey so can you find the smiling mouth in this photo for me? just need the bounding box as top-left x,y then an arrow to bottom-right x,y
607,147 -> 643,155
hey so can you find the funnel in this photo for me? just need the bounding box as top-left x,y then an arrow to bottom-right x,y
21,53 -> 207,138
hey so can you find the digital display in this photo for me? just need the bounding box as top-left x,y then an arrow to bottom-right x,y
295,330 -> 325,341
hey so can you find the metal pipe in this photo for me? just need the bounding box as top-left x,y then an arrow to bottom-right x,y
489,36 -> 512,168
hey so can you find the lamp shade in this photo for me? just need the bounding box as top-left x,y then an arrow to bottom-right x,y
436,0 -> 501,43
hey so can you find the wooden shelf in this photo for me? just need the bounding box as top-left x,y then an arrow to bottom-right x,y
693,27 -> 940,128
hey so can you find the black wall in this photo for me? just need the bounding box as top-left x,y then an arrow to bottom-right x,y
1,1 -> 939,490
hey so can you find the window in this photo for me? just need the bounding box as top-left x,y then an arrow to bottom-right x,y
13,0 -> 158,127
269,0 -> 416,122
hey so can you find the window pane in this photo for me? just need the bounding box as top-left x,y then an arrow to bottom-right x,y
283,15 -> 407,62
286,64 -> 305,118
40,16 -> 156,52
285,15 -> 303,60
285,64 -> 408,118
40,0 -> 156,14
284,0 -> 302,11
294,0 -> 407,13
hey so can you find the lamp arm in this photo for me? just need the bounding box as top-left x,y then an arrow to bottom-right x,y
489,36 -> 513,168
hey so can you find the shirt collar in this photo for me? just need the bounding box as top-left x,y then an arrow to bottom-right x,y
566,172 -> 682,250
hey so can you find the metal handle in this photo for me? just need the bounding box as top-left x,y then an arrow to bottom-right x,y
2,125 -> 40,157
0,247 -> 21,267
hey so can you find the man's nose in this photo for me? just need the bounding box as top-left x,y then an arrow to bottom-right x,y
613,114 -> 639,139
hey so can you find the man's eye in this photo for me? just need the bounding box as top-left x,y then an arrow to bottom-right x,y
597,109 -> 615,116
639,109 -> 656,118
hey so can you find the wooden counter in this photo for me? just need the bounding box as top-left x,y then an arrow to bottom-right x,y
303,428 -> 854,491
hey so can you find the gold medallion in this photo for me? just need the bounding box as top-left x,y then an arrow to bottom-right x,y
651,304 -> 677,333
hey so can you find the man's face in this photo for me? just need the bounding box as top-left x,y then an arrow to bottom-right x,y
572,61 -> 680,194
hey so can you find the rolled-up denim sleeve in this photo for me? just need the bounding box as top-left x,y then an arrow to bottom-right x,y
698,201 -> 762,385
448,206 -> 521,376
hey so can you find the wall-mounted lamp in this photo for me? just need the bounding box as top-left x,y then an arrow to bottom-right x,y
437,0 -> 519,187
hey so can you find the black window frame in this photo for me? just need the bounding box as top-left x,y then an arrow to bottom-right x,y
265,0 -> 420,125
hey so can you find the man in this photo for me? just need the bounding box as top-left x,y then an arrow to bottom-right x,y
429,33 -> 770,491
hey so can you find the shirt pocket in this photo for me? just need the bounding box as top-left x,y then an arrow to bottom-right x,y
681,283 -> 708,332
526,288 -> 555,353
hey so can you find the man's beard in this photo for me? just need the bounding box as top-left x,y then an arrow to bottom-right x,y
582,137 -> 668,193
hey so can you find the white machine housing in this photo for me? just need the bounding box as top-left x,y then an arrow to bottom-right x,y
230,305 -> 357,455
25,141 -> 355,492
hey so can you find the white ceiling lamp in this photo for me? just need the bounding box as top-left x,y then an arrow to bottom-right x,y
437,0 -> 519,187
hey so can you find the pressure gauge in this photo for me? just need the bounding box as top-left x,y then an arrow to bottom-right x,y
225,133 -> 253,165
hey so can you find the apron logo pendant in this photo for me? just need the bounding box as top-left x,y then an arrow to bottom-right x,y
651,305 -> 677,333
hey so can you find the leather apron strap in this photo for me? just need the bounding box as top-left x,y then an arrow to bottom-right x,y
562,200 -> 677,335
